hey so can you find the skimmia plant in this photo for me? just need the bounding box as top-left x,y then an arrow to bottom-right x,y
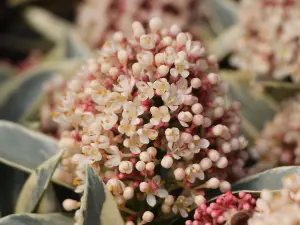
52,17 -> 249,224
231,0 -> 300,83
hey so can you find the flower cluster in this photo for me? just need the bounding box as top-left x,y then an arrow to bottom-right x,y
251,94 -> 300,172
248,173 -> 300,225
77,0 -> 207,48
231,0 -> 300,83
186,191 -> 256,225
54,18 -> 248,224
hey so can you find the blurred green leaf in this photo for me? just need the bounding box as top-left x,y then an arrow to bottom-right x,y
78,165 -> 124,225
15,150 -> 64,213
0,213 -> 72,225
231,166 -> 300,192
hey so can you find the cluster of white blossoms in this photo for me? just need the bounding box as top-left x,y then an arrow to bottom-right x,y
248,173 -> 300,225
54,18 -> 248,224
231,0 -> 300,83
77,0 -> 206,48
251,94 -> 300,173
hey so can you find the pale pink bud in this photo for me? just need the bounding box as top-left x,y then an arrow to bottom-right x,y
216,157 -> 228,168
132,63 -> 142,77
63,199 -> 80,211
200,158 -> 212,171
139,182 -> 149,192
176,33 -> 187,45
147,147 -> 157,157
174,168 -> 185,181
193,115 -> 204,126
161,155 -> 173,168
206,178 -> 220,189
149,17 -> 162,32
184,95 -> 194,105
194,195 -> 206,206
155,53 -> 164,65
170,25 -> 181,36
231,138 -> 240,151
113,31 -> 124,42
162,204 -> 171,213
212,125 -> 223,136
119,161 -> 133,174
158,65 -> 169,76
123,187 -> 134,200
68,79 -> 81,91
136,161 -> 146,171
146,162 -> 155,171
203,117 -> 212,127
181,132 -> 193,143
109,67 -> 118,76
222,142 -> 232,153
100,63 -> 110,73
132,21 -> 145,37
219,181 -> 231,193
164,195 -> 175,206
192,103 -> 203,114
191,78 -> 201,89
162,36 -> 172,46
118,49 -> 128,63
142,211 -> 154,223
208,150 -> 220,162
214,107 -> 224,118
207,73 -> 220,84
140,152 -> 151,162
208,54 -> 218,64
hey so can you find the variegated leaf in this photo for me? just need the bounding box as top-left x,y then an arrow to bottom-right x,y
15,150 -> 64,213
0,213 -> 72,225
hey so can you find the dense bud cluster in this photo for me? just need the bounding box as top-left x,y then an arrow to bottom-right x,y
252,94 -> 300,172
231,0 -> 300,83
186,191 -> 256,225
54,17 -> 248,224
77,0 -> 207,48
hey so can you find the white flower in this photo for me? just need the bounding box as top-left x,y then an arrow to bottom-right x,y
153,78 -> 170,95
185,40 -> 205,58
119,161 -> 133,174
123,134 -> 143,154
99,110 -> 118,130
176,77 -> 192,94
104,145 -> 121,167
137,124 -> 158,144
86,121 -> 102,142
137,51 -> 154,67
170,55 -> 190,78
97,135 -> 110,149
136,81 -> 154,101
113,75 -> 136,96
82,144 -> 102,162
118,119 -> 136,137
140,34 -> 156,50
164,47 -> 176,65
106,178 -> 125,196
122,101 -> 144,125
162,84 -> 184,111
143,176 -> 168,207
105,92 -> 127,112
178,111 -> 193,127
150,106 -> 170,125
168,140 -> 188,160
172,196 -> 193,218
165,128 -> 180,143
185,164 -> 204,183
179,135 -> 209,158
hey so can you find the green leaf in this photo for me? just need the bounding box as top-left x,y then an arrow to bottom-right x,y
15,150 -> 64,213
78,165 -> 123,225
221,70 -> 279,141
0,213 -> 72,225
231,166 -> 300,192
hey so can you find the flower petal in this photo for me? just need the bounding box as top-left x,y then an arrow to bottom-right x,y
179,208 -> 188,218
199,139 -> 210,149
155,189 -> 168,198
146,194 -> 156,207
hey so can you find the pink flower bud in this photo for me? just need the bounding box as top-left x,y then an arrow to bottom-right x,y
140,152 -> 151,162
192,103 -> 203,114
200,158 -> 212,171
149,17 -> 162,32
161,155 -> 173,169
219,181 -> 231,193
123,187 -> 134,200
193,115 -> 204,126
135,161 -> 146,171
206,178 -> 220,189
146,162 -> 155,171
142,211 -> 154,223
208,150 -> 220,162
139,182 -> 149,192
63,199 -> 80,211
181,132 -> 193,143
147,147 -> 157,157
216,157 -> 228,169
207,73 -> 220,85
191,78 -> 202,89
174,168 -> 185,180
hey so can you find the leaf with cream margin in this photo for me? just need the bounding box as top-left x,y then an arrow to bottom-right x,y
0,60 -> 81,122
221,70 -> 279,141
78,165 -> 124,225
15,150 -> 64,213
0,121 -> 72,188
0,213 -> 72,225
231,166 -> 300,192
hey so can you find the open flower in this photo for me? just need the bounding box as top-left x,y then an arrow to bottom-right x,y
172,196 -> 193,218
122,101 -> 144,125
106,178 -> 125,196
113,75 -> 136,96
153,78 -> 170,95
118,119 -> 136,137
170,55 -> 190,78
136,81 -> 154,101
162,84 -> 184,111
185,164 -> 204,183
104,145 -> 121,167
165,128 -> 180,143
150,106 -> 170,125
137,124 -> 159,144
123,134 -> 143,154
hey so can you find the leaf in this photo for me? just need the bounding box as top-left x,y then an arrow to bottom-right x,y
78,165 -> 124,225
15,150 -> 64,213
209,25 -> 242,61
231,166 -> 300,192
221,70 -> 279,141
37,184 -> 61,214
0,213 -> 72,225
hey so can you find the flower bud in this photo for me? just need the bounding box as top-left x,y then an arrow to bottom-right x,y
142,211 -> 154,223
136,161 -> 146,171
161,155 -> 173,168
123,187 -> 134,200
194,195 -> 206,206
219,181 -> 231,193
174,168 -> 185,181
164,195 -> 175,206
216,157 -> 228,169
63,199 -> 80,211
191,78 -> 201,89
146,162 -> 155,171
147,147 -> 157,157
140,152 -> 151,162
200,158 -> 212,171
119,161 -> 133,174
206,178 -> 220,189
139,182 -> 149,192
162,204 -> 171,213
